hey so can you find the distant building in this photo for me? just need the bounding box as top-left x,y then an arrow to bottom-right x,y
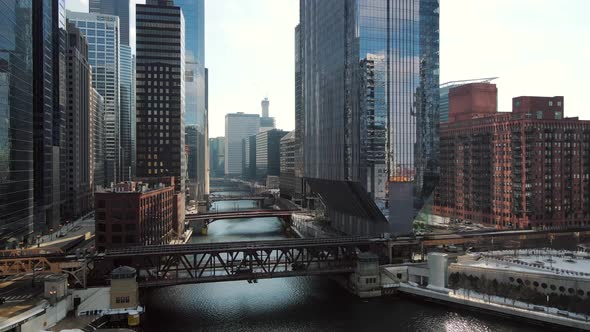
68,11 -> 121,186
225,113 -> 260,176
90,0 -> 132,46
259,97 -> 276,132
256,129 -> 288,180
241,135 -> 256,180
135,1 -> 186,225
64,22 -> 94,219
185,125 -> 198,201
280,131 -> 297,199
439,78 -> 497,123
95,177 -> 180,251
91,88 -> 105,191
435,90 -> 590,229
209,137 -> 225,177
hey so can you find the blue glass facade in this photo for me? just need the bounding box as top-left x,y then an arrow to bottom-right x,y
0,0 -> 34,246
175,0 -> 207,199
301,0 -> 439,235
89,0 -> 132,46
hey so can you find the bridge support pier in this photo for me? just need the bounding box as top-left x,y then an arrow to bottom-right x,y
334,252 -> 382,298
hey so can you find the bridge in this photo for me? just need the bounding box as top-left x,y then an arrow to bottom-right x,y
104,237 -> 388,287
208,195 -> 270,202
185,210 -> 297,223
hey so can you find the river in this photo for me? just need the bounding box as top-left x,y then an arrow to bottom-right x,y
142,200 -> 544,332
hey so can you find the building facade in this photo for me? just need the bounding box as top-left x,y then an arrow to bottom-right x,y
175,0 -> 208,200
209,137 -> 224,178
242,135 -> 256,180
225,113 -> 260,176
89,0 -> 132,46
0,0 -> 34,246
91,87 -> 105,191
300,0 -> 440,235
256,129 -> 287,180
135,1 -> 186,223
95,177 -> 178,251
280,131 -> 297,199
435,93 -> 590,229
439,78 -> 498,124
67,11 -> 120,187
64,22 -> 94,219
32,0 -> 66,233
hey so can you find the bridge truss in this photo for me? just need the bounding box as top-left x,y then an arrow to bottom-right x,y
105,237 -> 386,287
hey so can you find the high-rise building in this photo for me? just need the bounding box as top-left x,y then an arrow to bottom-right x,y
256,129 -> 288,180
435,93 -> 590,229
259,97 -> 276,132
209,137 -> 224,178
280,131 -> 297,199
64,22 -> 93,219
241,135 -> 256,180
89,0 -> 132,46
89,1 -> 135,181
91,88 -> 105,191
300,0 -> 440,236
32,0 -> 66,233
175,0 -> 207,200
225,113 -> 260,176
185,125 -> 198,201
0,0 -> 34,246
293,24 -> 305,203
136,0 -> 186,224
439,78 -> 498,124
67,11 -> 121,187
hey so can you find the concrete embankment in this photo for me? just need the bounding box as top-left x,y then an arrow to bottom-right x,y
397,284 -> 590,331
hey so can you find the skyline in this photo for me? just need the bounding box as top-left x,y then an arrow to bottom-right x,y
65,0 -> 590,138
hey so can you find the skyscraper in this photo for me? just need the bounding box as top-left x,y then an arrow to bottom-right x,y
91,88 -> 105,191
300,0 -> 440,235
259,97 -> 276,132
89,0 -> 135,181
32,0 -> 66,233
136,0 -> 185,222
175,0 -> 207,200
209,137 -> 224,178
225,113 -> 260,176
67,11 -> 121,187
89,0 -> 132,46
256,129 -> 288,179
64,22 -> 93,218
0,0 -> 34,246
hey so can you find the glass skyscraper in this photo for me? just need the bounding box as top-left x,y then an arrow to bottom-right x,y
67,11 -> 120,187
175,0 -> 208,200
89,0 -> 132,47
0,0 -> 34,246
300,0 -> 439,236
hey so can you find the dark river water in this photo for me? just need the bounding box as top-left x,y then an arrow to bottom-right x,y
142,200 -> 546,332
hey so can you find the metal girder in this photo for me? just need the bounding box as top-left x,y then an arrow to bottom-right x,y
133,242 -> 365,287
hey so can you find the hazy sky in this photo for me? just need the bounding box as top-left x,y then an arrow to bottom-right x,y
66,0 -> 590,138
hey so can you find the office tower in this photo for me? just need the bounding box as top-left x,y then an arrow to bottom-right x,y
294,24 -> 305,202
259,97 -> 276,132
32,0 -> 66,233
136,0 -> 186,224
175,0 -> 207,200
439,78 -> 498,123
0,0 -> 34,246
435,93 -> 590,229
256,129 -> 288,179
225,113 -> 260,176
89,0 -> 135,181
300,0 -> 440,236
89,0 -> 132,46
64,22 -> 93,219
280,131 -> 297,199
185,125 -> 198,201
242,135 -> 256,180
67,11 -> 120,187
209,137 -> 224,177
91,88 -> 105,190
119,44 -> 134,180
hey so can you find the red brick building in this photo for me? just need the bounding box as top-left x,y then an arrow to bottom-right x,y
435,86 -> 590,229
95,177 -> 180,251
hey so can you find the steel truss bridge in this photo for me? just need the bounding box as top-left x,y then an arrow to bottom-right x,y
208,195 -> 269,202
185,210 -> 296,223
104,237 -> 388,287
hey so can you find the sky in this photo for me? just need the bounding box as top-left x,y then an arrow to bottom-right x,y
66,0 -> 590,138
